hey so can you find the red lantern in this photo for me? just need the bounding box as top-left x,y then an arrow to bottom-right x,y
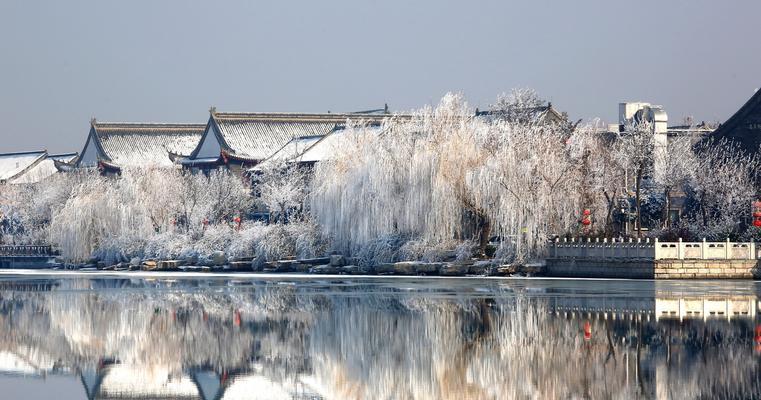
754,211 -> 761,218
582,209 -> 592,216
583,321 -> 591,341
582,219 -> 591,226
754,219 -> 761,228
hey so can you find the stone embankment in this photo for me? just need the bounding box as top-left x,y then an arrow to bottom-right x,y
71,254 -> 537,277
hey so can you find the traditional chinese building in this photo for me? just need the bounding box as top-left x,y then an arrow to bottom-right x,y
180,108 -> 395,173
70,120 -> 205,174
0,150 -> 77,184
475,102 -> 573,127
707,88 -> 761,155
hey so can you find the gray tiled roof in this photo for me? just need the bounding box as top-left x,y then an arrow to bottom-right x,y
208,112 -> 397,162
91,122 -> 205,167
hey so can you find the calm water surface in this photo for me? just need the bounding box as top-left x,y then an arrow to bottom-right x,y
0,274 -> 758,399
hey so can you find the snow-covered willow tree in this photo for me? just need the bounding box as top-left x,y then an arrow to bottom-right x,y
0,171 -> 93,245
310,93 -> 589,262
48,167 -> 253,262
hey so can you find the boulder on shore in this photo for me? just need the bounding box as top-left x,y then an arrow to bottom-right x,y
341,265 -> 372,275
393,261 -> 419,275
329,255 -> 347,267
469,260 -> 494,275
211,251 -> 227,266
375,263 -> 395,274
439,263 -> 470,276
416,262 -> 441,275
310,264 -> 339,274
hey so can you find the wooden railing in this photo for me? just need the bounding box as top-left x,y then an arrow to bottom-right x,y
0,245 -> 54,257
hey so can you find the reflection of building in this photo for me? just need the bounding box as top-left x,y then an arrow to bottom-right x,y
548,281 -> 760,322
79,364 -> 323,400
655,296 -> 758,322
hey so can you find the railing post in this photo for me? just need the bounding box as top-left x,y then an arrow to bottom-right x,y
726,238 -> 730,259
751,239 -> 756,260
677,237 -> 683,260
654,237 -> 659,260
702,238 -> 706,260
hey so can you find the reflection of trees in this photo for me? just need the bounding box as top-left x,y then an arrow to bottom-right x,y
0,279 -> 757,399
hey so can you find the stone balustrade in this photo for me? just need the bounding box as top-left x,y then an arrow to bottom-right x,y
549,238 -> 758,260
550,237 -> 655,259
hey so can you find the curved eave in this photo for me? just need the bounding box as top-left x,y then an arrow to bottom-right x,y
53,159 -> 78,172
97,159 -> 121,174
221,149 -> 260,164
178,156 -> 223,167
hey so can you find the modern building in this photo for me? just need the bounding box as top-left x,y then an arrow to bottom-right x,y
70,120 -> 205,174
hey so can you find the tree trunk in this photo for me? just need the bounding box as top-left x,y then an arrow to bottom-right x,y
476,211 -> 492,258
603,191 -> 616,235
635,166 -> 643,237
662,187 -> 671,229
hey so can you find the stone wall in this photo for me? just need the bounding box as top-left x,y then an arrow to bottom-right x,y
545,259 -> 655,279
654,259 -> 759,279
545,258 -> 761,279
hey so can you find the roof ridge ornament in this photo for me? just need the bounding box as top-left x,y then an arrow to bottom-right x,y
209,106 -> 217,116
90,117 -> 97,126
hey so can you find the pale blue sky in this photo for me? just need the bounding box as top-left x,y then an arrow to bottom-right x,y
1,0 -> 760,153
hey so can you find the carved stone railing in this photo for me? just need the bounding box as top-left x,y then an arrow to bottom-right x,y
0,245 -> 54,257
549,237 -> 655,259
549,238 -> 759,260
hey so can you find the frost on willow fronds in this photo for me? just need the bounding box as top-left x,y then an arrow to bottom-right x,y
310,92 -> 589,262
46,167 -> 254,262
49,175 -> 154,262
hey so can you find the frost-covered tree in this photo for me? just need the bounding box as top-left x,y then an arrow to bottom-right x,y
686,140 -> 759,239
652,134 -> 696,228
253,160 -> 308,224
568,122 -> 625,233
489,88 -> 546,124
202,169 -> 253,224
311,93 -> 588,262
615,121 -> 655,237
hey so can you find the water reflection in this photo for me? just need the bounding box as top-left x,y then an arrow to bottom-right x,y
0,277 -> 758,399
